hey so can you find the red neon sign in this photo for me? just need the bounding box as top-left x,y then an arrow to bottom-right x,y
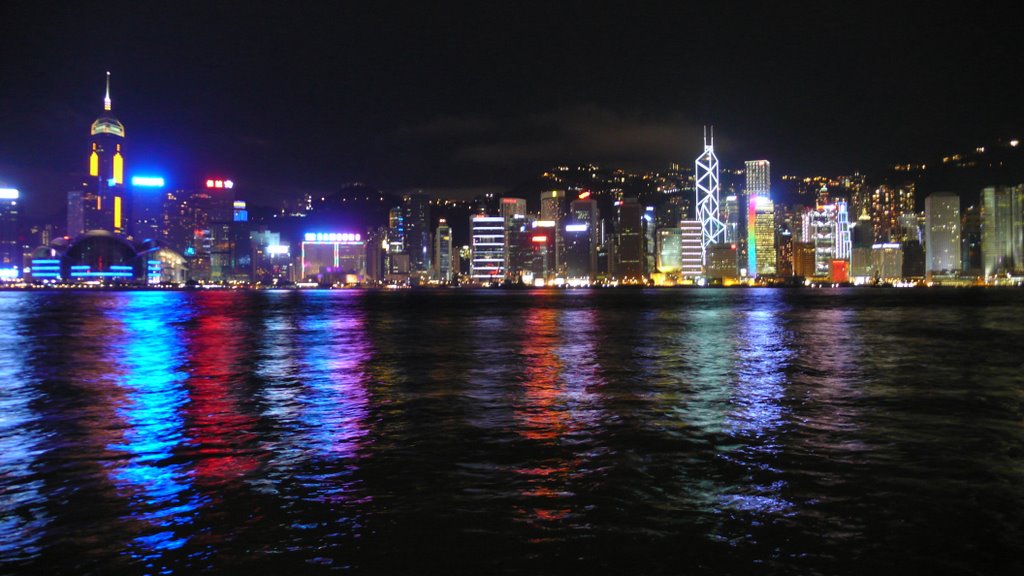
206,179 -> 234,189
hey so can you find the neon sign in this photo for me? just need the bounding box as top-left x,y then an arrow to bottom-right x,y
303,232 -> 362,243
131,176 -> 165,187
205,179 -> 234,189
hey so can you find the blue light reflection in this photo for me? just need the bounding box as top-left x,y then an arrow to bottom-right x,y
0,294 -> 50,562
105,293 -> 201,564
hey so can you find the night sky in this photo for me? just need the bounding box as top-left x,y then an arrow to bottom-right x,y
1,1 -> 1021,218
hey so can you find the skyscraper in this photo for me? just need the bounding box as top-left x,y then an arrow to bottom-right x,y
0,188 -> 19,276
539,191 -> 565,223
66,189 -> 86,237
753,198 -> 777,276
434,219 -> 453,283
745,160 -> 771,198
501,197 -> 527,278
961,205 -> 982,275
695,128 -> 724,267
656,228 -> 682,273
924,192 -> 961,274
679,220 -> 703,277
806,202 -> 851,277
614,198 -> 644,281
539,190 -> 566,272
980,185 -> 1023,276
743,160 -> 774,277
568,198 -> 599,278
871,184 -> 915,243
87,72 -> 127,234
470,214 -> 504,283
403,193 -> 431,274
850,207 -> 874,278
721,194 -> 740,243
388,206 -> 405,273
643,206 -> 656,275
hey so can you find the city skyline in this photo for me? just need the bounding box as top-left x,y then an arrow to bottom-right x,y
2,2 -> 1023,217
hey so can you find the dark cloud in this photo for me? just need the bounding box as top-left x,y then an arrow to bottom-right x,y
404,105 -> 712,168
394,114 -> 498,139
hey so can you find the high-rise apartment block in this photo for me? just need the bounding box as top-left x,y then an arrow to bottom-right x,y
980,185 -> 1023,276
924,192 -> 961,274
871,184 -> 915,243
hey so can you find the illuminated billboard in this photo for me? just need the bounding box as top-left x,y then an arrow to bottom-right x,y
303,232 -> 362,244
131,176 -> 165,187
205,179 -> 234,189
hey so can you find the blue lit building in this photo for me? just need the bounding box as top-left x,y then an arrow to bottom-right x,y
0,188 -> 20,279
27,231 -> 186,285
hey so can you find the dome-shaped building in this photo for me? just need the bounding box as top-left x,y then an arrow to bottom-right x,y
28,232 -> 188,285
62,230 -> 141,282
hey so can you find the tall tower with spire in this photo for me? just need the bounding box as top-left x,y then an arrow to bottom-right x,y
695,126 -> 724,268
86,71 -> 127,233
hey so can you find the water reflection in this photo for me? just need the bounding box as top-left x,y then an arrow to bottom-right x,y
511,298 -> 607,534
298,307 -> 370,464
105,293 -> 200,565
185,293 -> 262,486
718,292 -> 794,526
256,293 -> 372,551
2,289 -> 1022,575
0,295 -> 50,562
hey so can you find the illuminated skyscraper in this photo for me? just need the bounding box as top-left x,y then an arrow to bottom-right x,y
961,205 -> 982,275
525,220 -> 557,283
66,191 -> 81,237
388,206 -> 405,273
752,198 -> 777,276
0,188 -> 19,276
87,72 -> 127,234
835,201 -> 852,262
539,190 -> 566,271
643,206 -> 656,275
656,228 -> 682,273
745,160 -> 772,276
924,192 -> 961,274
130,176 -> 166,241
745,160 -> 771,199
403,193 -> 431,274
470,215 -> 504,283
806,202 -> 851,277
504,214 -> 532,282
695,128 -> 724,266
980,185 -> 1024,276
540,190 -> 565,223
871,183 -> 915,242
679,220 -> 703,277
707,243 -> 740,280
614,198 -> 644,281
434,219 -> 453,282
176,180 -> 236,281
500,197 -> 527,277
872,243 -> 904,280
850,207 -> 874,278
721,194 -> 740,243
568,197 -> 599,278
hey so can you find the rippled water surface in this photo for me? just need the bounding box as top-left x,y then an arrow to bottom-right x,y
1,288 -> 1023,574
